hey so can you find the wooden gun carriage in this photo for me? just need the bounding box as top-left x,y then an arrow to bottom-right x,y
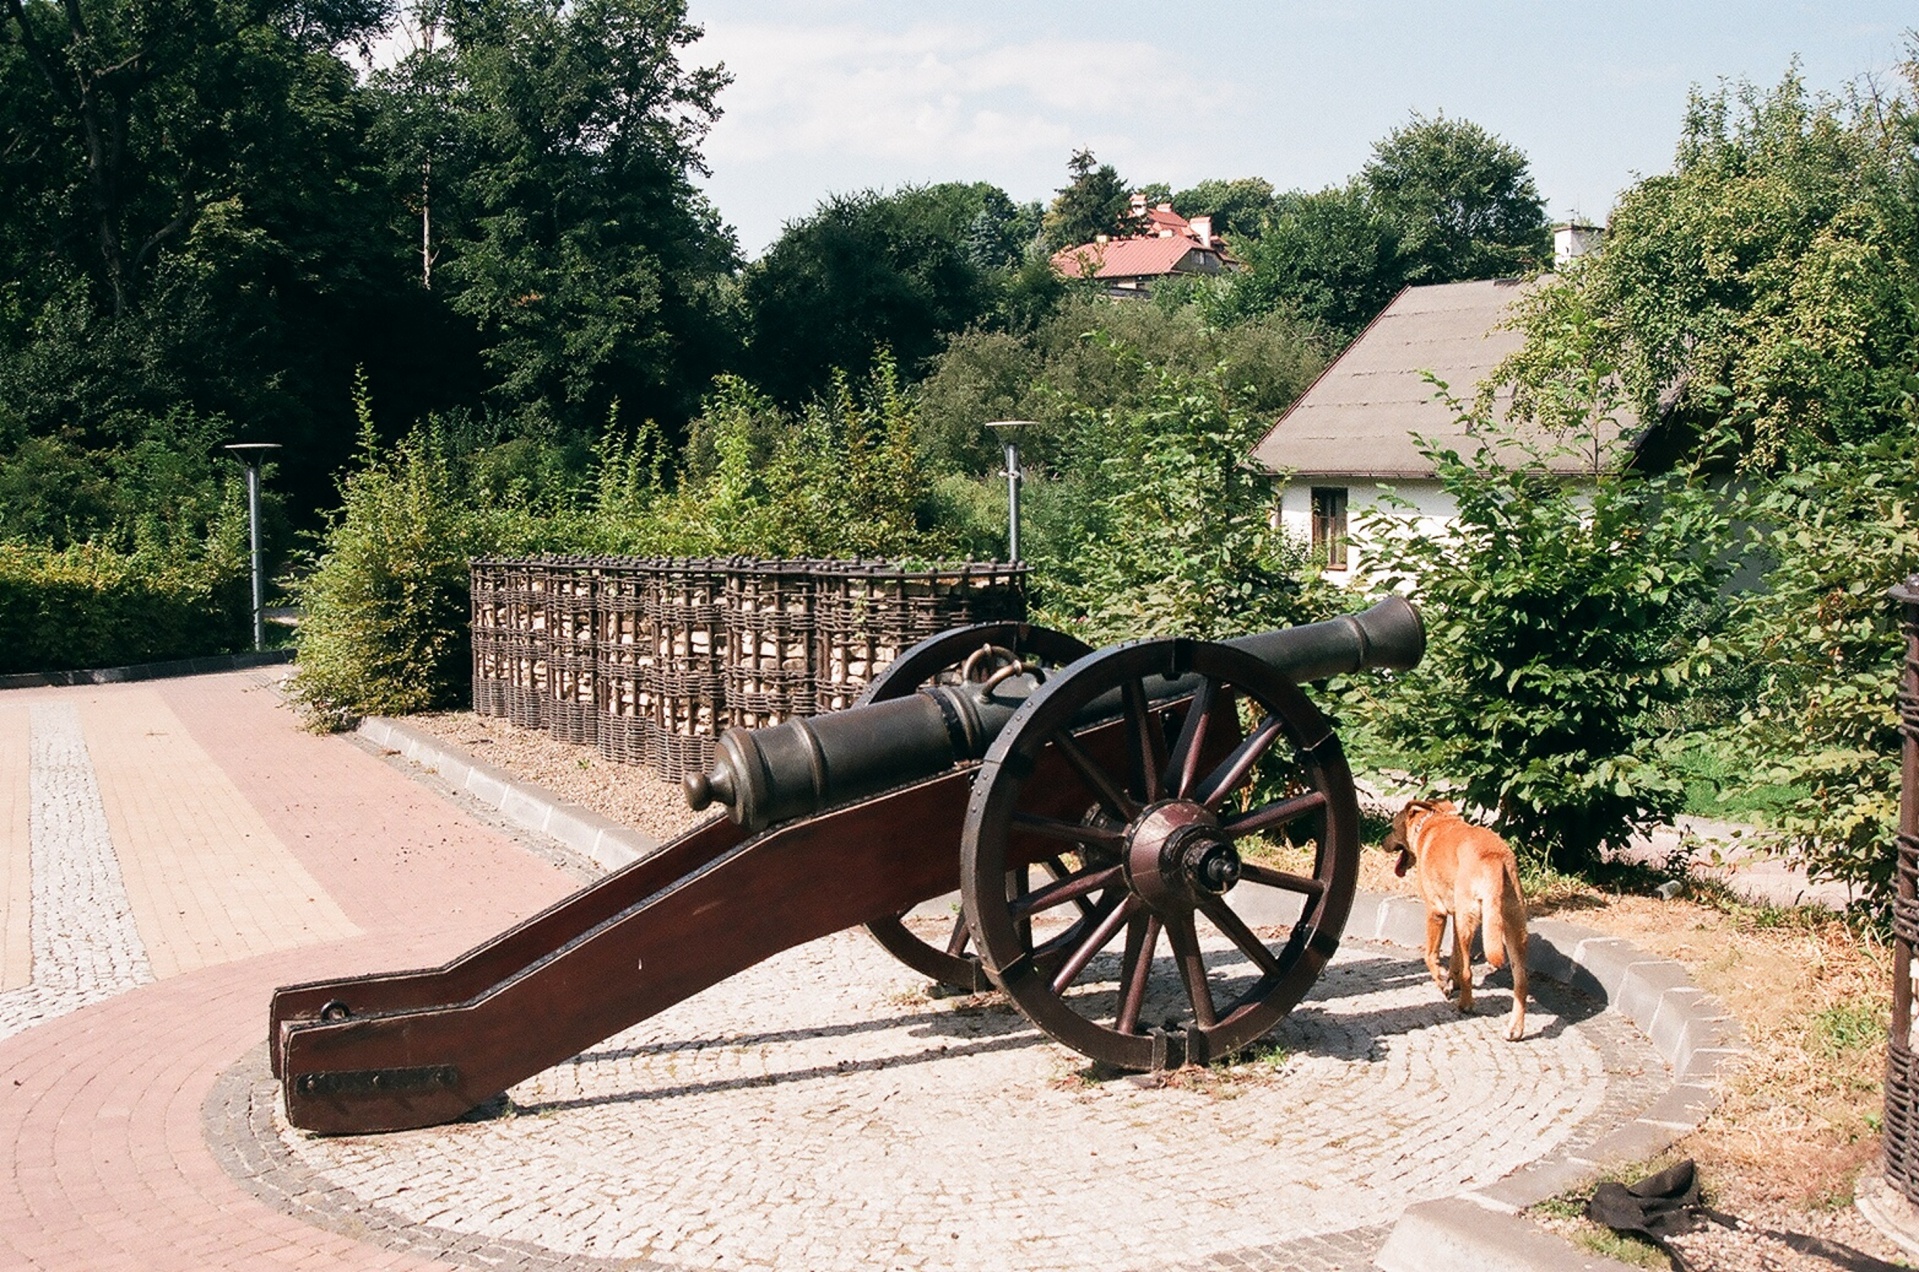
269,598 -> 1424,1134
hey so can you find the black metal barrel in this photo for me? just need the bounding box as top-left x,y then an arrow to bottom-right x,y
686,597 -> 1424,832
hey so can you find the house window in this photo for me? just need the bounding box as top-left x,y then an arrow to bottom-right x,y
1311,487 -> 1349,569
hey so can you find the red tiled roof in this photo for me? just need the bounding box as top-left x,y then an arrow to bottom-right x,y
1051,235 -> 1205,280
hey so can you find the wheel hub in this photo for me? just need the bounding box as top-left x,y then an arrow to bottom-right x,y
1124,801 -> 1240,908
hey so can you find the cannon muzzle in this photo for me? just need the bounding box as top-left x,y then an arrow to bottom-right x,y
687,597 -> 1422,832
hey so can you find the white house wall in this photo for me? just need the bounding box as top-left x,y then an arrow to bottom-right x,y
1275,479 -> 1457,584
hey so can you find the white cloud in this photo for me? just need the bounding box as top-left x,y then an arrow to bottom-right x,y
697,20 -> 1219,168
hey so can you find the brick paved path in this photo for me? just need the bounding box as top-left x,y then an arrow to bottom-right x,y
0,671 -> 1670,1271
0,673 -> 578,1272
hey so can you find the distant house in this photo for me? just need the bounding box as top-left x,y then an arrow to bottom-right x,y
1051,194 -> 1241,296
1247,276 -> 1630,581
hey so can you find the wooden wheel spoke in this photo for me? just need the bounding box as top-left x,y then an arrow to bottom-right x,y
1010,812 -> 1125,850
1194,714 -> 1287,810
944,913 -> 971,958
1219,790 -> 1328,840
1115,913 -> 1162,1036
1122,678 -> 1164,804
1165,910 -> 1218,1029
1239,862 -> 1327,898
1049,895 -> 1142,996
1165,676 -> 1222,800
1052,730 -> 1140,820
1197,895 -> 1283,979
1042,854 -> 1100,920
1011,864 -> 1124,922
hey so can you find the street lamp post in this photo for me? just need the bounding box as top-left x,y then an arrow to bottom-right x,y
222,443 -> 282,651
984,421 -> 1037,564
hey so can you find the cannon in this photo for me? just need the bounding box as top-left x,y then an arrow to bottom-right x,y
269,598 -> 1423,1134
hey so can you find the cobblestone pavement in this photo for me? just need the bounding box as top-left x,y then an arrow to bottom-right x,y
0,670 -> 1673,1272
241,926 -> 1663,1272
0,702 -> 154,1041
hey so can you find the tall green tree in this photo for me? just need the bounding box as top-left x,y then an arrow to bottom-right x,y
1221,183 -> 1405,336
1360,113 -> 1550,283
0,0 -> 393,477
1498,71 -> 1917,468
1172,177 -> 1276,241
741,183 -> 1005,406
424,0 -> 740,435
1043,148 -> 1132,250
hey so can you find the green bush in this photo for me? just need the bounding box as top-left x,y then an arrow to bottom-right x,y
1727,435 -> 1919,904
1032,354 -> 1331,644
287,399 -> 550,729
1357,409 -> 1732,872
0,540 -> 249,673
0,408 -> 254,674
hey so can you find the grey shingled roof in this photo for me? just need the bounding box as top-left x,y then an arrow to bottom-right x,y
1249,278 -> 1623,479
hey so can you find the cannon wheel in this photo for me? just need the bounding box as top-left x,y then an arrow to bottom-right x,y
961,637 -> 1360,1070
858,622 -> 1095,992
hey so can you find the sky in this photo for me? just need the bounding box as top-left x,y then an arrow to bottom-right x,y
683,0 -> 1914,258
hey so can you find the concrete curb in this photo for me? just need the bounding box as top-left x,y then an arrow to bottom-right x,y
0,647 -> 294,691
1375,1197 -> 1645,1271
356,716 -> 660,873
1352,893 -> 1746,1270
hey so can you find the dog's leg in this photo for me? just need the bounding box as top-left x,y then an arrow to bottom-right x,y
1424,911 -> 1451,997
1502,886 -> 1529,1041
1451,903 -> 1479,1014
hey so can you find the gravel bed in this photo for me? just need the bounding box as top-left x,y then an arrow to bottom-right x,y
400,711 -> 710,846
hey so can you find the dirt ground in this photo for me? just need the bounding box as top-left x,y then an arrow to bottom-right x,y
403,709 -> 1916,1270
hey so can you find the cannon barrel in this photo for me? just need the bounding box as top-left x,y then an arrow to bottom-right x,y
686,597 -> 1423,832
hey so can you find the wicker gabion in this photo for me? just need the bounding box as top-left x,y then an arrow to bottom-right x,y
1885,576 -> 1919,1205
470,556 -> 1029,786
814,561 -> 1030,713
545,557 -> 599,746
469,558 -> 512,718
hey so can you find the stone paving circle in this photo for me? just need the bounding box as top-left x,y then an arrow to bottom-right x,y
218,916 -> 1665,1272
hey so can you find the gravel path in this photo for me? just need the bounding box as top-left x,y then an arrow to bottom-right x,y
401,710 -> 710,844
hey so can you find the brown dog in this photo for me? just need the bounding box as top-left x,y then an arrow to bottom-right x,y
1381,799 -> 1529,1040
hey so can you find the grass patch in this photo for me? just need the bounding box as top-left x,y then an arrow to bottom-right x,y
1530,1158 -> 1690,1271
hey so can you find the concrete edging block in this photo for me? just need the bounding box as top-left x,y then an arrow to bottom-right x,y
1615,960 -> 1697,1033
1376,1198 -> 1643,1272
357,715 -> 662,871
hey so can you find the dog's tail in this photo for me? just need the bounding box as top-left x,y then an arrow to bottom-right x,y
1481,856 -> 1523,970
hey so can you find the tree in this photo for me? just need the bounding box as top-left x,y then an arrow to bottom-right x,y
1360,113 -> 1550,284
741,183 -> 1001,406
1220,184 -> 1405,336
1043,148 -> 1132,250
1499,71 -> 1917,469
0,0 -> 399,516
428,0 -> 741,436
1173,177 -> 1276,241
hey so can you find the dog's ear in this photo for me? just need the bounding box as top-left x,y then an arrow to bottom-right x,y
1431,799 -> 1458,814
1406,798 -> 1440,815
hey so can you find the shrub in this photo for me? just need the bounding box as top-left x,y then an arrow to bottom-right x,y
1034,354 -> 1331,644
287,395 -> 549,729
1730,434 -> 1919,904
0,539 -> 249,673
1357,408 -> 1732,872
